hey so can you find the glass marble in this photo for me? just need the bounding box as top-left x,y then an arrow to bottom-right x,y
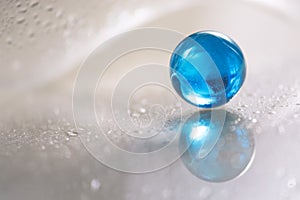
170,31 -> 246,108
179,110 -> 255,182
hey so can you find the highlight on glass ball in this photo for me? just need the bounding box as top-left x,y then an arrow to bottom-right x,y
170,31 -> 246,108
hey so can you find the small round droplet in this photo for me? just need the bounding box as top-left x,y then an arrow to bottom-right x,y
252,118 -> 258,123
28,31 -> 35,38
6,38 -> 12,45
16,17 -> 25,24
16,2 -> 22,8
55,10 -> 63,18
269,111 -> 276,115
66,131 -> 78,137
170,31 -> 246,108
90,179 -> 101,191
287,178 -> 297,188
18,7 -> 27,13
139,107 -> 146,114
30,1 -> 39,8
46,5 -> 53,12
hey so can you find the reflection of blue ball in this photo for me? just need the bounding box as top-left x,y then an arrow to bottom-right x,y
179,110 -> 255,182
170,31 -> 246,108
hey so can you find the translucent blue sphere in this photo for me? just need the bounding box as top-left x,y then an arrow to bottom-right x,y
170,31 -> 246,108
179,110 -> 255,182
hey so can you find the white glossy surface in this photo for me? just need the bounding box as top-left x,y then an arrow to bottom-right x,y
0,0 -> 300,199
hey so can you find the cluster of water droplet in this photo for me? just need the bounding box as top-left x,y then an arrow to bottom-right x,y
227,82 -> 300,136
0,107 -> 80,156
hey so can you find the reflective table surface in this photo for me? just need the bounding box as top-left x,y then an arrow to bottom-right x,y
1,0 -> 300,199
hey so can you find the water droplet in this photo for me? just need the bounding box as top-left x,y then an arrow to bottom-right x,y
90,179 -> 101,191
55,10 -> 63,18
139,107 -> 146,114
46,5 -> 53,12
30,1 -> 39,8
129,110 -> 140,118
16,17 -> 25,24
18,7 -> 27,13
287,178 -> 297,188
241,104 -> 248,108
252,118 -> 258,123
28,31 -> 35,38
16,2 -> 21,8
66,131 -> 78,137
269,111 -> 276,115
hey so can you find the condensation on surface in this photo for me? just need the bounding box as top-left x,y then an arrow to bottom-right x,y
0,0 -> 300,200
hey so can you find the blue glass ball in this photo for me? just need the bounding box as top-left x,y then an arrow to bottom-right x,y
170,31 -> 246,108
